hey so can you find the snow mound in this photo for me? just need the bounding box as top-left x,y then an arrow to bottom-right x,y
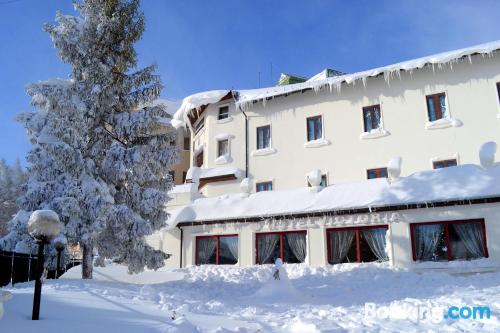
480,141 -> 497,168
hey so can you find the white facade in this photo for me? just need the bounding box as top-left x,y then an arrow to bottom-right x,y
183,49 -> 500,198
152,41 -> 500,272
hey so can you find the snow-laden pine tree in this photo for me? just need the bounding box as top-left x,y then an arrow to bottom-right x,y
0,0 -> 178,278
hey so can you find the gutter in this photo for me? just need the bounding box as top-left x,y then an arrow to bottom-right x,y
176,196 -> 500,227
177,225 -> 183,268
238,105 -> 249,178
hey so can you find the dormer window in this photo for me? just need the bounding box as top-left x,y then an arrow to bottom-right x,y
218,106 -> 229,120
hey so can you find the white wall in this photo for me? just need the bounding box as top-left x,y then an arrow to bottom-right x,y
191,55 -> 500,195
159,203 -> 500,271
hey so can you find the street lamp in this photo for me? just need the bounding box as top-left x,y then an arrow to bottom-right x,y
53,235 -> 67,279
28,210 -> 62,320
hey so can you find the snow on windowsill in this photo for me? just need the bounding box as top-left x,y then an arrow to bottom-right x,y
217,116 -> 233,124
411,258 -> 498,274
251,147 -> 277,157
215,154 -> 231,165
214,133 -> 234,141
304,138 -> 331,148
425,117 -> 463,130
360,128 -> 390,140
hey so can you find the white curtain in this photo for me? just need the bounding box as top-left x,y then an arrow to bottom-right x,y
329,230 -> 355,264
286,233 -> 307,262
221,236 -> 239,261
197,237 -> 216,264
258,234 -> 279,264
452,223 -> 485,259
415,224 -> 444,261
361,229 -> 389,261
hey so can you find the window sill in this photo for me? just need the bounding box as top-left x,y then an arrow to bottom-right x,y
251,147 -> 277,157
304,138 -> 331,148
215,154 -> 231,165
214,133 -> 234,141
425,117 -> 462,130
411,258 -> 497,274
360,128 -> 390,140
216,116 -> 233,124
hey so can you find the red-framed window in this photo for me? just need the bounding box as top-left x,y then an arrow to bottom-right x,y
195,234 -> 238,265
410,219 -> 488,262
256,125 -> 271,149
433,159 -> 457,169
367,167 -> 388,179
255,231 -> 307,264
326,225 -> 389,264
426,93 -> 447,121
362,104 -> 381,132
306,115 -> 322,141
256,181 -> 272,192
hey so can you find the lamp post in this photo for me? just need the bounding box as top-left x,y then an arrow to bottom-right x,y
28,210 -> 62,321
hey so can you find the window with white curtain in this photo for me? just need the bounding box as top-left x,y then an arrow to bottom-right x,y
410,219 -> 488,262
327,226 -> 389,264
196,235 -> 238,265
256,231 -> 307,264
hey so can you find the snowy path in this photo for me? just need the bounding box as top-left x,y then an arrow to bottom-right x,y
2,263 -> 500,332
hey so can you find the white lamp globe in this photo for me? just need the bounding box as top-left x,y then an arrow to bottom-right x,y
28,210 -> 62,242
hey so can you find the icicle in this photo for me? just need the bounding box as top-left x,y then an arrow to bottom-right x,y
361,76 -> 367,87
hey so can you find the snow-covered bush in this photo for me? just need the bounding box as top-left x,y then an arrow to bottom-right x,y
0,0 -> 178,277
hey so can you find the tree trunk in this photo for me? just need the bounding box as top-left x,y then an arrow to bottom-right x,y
82,243 -> 93,279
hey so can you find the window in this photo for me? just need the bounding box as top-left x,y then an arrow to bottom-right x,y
327,226 -> 389,264
168,171 -> 175,181
217,139 -> 229,157
362,105 -> 381,132
169,137 -> 176,146
497,82 -> 500,105
256,231 -> 307,264
256,125 -> 271,149
194,117 -> 205,135
410,219 -> 488,262
426,93 -> 447,121
195,150 -> 204,167
433,159 -> 457,169
367,167 -> 388,179
182,171 -> 187,183
196,235 -> 238,265
183,137 -> 190,150
218,106 -> 229,120
256,181 -> 272,192
308,174 -> 328,188
306,116 -> 322,141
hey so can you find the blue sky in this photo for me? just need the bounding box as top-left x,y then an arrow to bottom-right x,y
1,0 -> 500,165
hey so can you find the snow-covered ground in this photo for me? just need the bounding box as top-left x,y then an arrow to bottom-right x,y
2,263 -> 500,332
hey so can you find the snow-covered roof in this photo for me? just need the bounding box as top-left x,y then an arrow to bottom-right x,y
166,164 -> 500,227
173,40 -> 500,128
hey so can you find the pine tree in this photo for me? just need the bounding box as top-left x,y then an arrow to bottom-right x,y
0,0 -> 178,278
0,159 -> 27,237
